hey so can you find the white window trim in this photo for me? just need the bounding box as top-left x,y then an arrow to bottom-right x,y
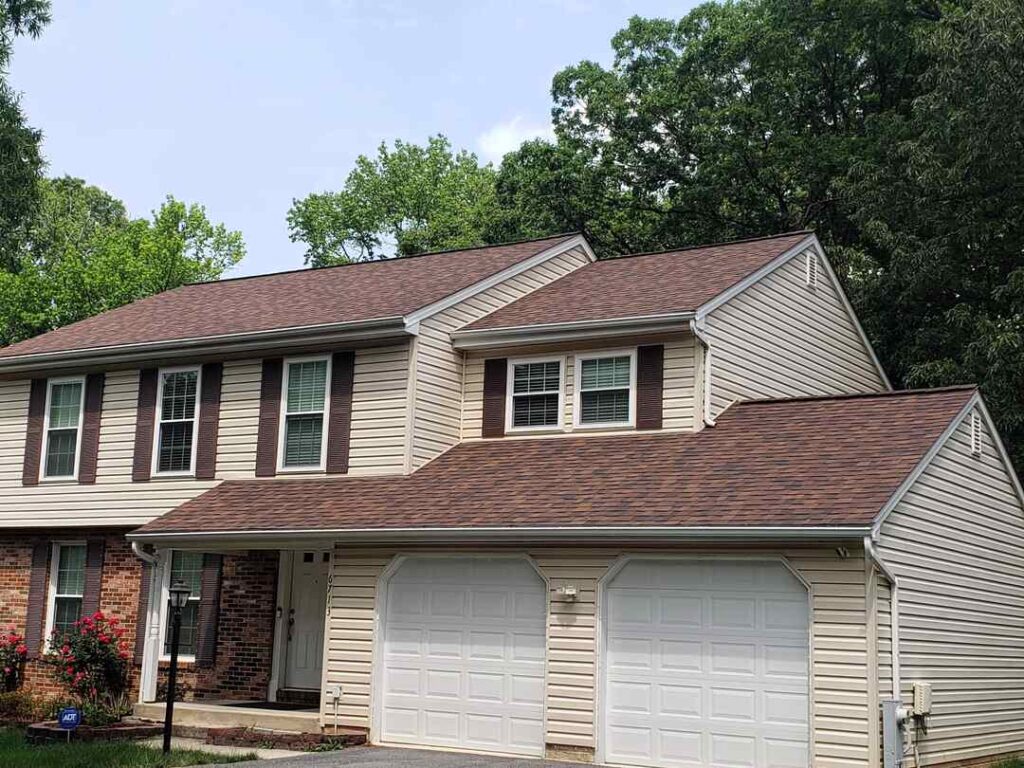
151,365 -> 202,478
40,376 -> 86,482
505,355 -> 565,434
573,348 -> 638,430
277,355 -> 333,473
44,541 -> 87,647
158,550 -> 201,663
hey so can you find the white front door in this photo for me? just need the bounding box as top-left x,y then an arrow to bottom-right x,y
380,557 -> 547,757
603,559 -> 810,768
284,551 -> 329,690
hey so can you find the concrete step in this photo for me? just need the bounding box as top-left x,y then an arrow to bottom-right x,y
134,701 -> 321,734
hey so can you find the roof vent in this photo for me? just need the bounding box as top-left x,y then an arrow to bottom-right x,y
805,252 -> 819,289
970,411 -> 983,456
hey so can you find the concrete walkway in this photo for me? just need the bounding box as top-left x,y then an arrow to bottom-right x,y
142,735 -> 306,760
209,744 -> 581,767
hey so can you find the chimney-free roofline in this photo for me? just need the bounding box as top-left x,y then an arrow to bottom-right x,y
450,312 -> 697,350
0,316 -> 409,375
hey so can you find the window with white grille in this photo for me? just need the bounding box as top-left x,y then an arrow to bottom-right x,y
507,358 -> 562,430
280,357 -> 331,470
575,351 -> 636,427
154,368 -> 200,475
42,378 -> 85,479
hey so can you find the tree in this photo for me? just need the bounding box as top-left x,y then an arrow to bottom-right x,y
0,1 -> 50,267
288,135 -> 500,266
0,177 -> 245,345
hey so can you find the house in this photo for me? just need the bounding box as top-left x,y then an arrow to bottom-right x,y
0,230 -> 1021,768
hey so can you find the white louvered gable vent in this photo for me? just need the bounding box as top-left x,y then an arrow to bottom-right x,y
970,411 -> 983,456
805,251 -> 819,289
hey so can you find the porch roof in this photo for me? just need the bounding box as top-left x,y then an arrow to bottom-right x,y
130,386 -> 976,540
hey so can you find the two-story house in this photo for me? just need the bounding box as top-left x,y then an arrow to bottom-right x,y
1,231 -> 1022,768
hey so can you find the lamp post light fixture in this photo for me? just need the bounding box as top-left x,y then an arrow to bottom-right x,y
163,579 -> 192,754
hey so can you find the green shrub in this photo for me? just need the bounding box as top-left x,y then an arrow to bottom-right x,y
0,690 -> 72,724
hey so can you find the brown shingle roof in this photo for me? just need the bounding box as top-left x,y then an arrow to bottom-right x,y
0,235 -> 578,360
463,231 -> 812,331
132,386 -> 975,538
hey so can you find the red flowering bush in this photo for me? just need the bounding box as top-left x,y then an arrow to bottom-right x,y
45,611 -> 132,724
0,625 -> 28,691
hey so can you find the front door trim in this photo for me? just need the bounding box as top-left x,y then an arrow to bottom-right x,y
268,549 -> 330,701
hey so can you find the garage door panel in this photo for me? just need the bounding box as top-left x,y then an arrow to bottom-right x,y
604,560 -> 809,768
381,558 -> 547,757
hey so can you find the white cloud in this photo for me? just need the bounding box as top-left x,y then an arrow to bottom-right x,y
477,116 -> 555,164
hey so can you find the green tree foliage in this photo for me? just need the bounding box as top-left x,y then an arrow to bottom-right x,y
288,135 -> 500,266
0,1 -> 50,267
0,177 -> 245,345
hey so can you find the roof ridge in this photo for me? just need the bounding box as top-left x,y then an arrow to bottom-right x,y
180,232 -> 581,289
591,230 -> 814,265
735,385 -> 978,408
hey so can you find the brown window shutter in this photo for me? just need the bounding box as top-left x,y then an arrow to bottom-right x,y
134,560 -> 152,665
24,542 -> 49,658
326,351 -> 355,474
195,554 -> 223,669
81,538 -> 106,617
636,344 -> 665,430
78,373 -> 106,484
256,359 -> 283,477
195,363 -> 223,480
22,379 -> 48,486
132,369 -> 159,481
482,358 -> 508,438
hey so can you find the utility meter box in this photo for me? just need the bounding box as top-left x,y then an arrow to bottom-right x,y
913,682 -> 932,716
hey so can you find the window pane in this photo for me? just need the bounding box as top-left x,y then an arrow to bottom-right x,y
287,360 -> 327,413
164,600 -> 200,656
158,421 -> 194,473
164,552 -> 203,656
54,596 -> 83,636
284,414 -> 324,467
49,382 -> 83,429
512,393 -> 560,427
56,545 -> 86,595
160,371 -> 198,421
580,356 -> 631,390
581,389 -> 630,424
513,361 -> 560,394
45,430 -> 78,477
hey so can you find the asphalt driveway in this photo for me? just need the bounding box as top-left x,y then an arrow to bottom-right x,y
213,745 -> 583,768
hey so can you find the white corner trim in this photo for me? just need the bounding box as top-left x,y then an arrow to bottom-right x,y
694,233 -> 892,392
871,392 -> 982,537
403,234 -> 594,328
864,536 -> 902,701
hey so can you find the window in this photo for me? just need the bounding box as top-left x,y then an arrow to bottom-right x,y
43,379 -> 85,479
508,358 -> 562,430
47,543 -> 86,639
575,352 -> 636,427
280,357 -> 331,470
162,551 -> 202,658
154,368 -> 200,475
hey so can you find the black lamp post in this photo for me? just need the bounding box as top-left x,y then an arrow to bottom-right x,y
163,579 -> 191,755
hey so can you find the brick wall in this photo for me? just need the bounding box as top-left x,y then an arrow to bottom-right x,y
0,531 -> 280,702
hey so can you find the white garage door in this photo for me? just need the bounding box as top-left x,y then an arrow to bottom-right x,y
380,557 -> 547,756
603,560 -> 809,768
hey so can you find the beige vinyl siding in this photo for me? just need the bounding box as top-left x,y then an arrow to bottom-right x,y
410,245 -> 591,468
348,343 -> 409,476
876,411 -> 1024,766
460,334 -> 697,439
705,248 -> 887,418
215,360 -> 262,478
876,574 -> 894,766
322,542 -> 869,764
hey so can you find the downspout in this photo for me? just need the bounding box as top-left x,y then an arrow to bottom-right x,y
864,535 -> 901,701
131,540 -> 157,564
689,318 -> 715,426
131,541 -> 163,703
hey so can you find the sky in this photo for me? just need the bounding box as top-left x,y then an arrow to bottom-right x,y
12,0 -> 699,277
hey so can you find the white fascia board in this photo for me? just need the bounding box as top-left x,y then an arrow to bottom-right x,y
0,316 -> 408,375
450,312 -> 695,350
694,233 -> 892,391
403,234 -> 595,331
128,524 -> 870,547
870,391 -> 987,538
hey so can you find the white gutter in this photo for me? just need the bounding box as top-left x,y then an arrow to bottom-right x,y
865,535 -> 901,701
130,540 -> 158,564
0,316 -> 408,374
450,312 -> 695,350
128,524 -> 870,544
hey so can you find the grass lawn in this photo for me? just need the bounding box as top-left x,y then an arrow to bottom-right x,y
0,728 -> 258,767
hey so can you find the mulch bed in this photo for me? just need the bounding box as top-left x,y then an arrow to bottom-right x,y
206,726 -> 366,751
25,719 -> 163,745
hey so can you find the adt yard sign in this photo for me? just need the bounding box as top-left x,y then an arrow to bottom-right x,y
58,708 -> 81,730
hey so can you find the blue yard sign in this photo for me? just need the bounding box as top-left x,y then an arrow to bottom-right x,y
58,708 -> 81,730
